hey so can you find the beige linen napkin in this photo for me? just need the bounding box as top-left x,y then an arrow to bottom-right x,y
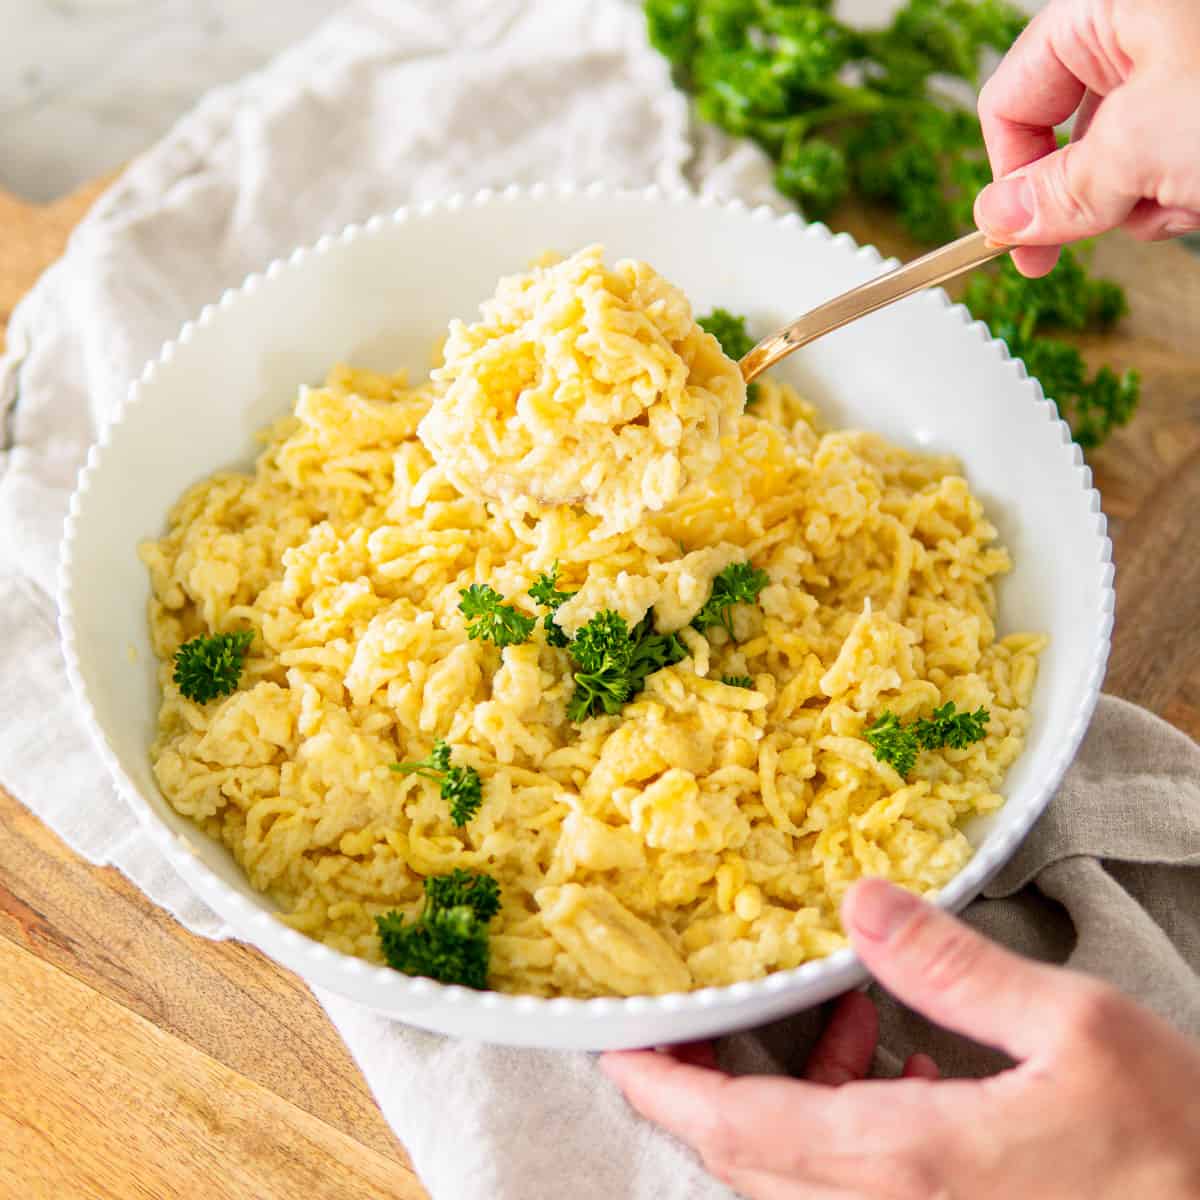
1,2 -> 1197,1197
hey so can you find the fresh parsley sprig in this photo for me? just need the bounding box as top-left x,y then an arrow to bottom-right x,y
567,611 -> 688,723
529,563 -> 574,648
391,739 -> 484,826
376,870 -> 500,990
698,308 -> 760,404
692,562 -> 770,638
698,308 -> 755,361
173,630 -> 254,704
963,250 -> 1138,448
645,0 -> 1139,449
915,701 -> 990,750
458,584 -> 535,648
863,711 -> 919,777
865,701 -> 990,776
528,563 -> 574,610
646,0 -> 1023,229
424,868 -> 502,922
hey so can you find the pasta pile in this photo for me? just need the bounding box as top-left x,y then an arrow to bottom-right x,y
418,246 -> 745,535
142,249 -> 1043,997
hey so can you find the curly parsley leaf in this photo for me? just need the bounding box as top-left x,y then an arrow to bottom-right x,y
529,563 -> 573,609
458,583 -> 536,648
542,615 -> 571,649
428,739 -> 452,773
722,674 -> 754,689
391,739 -> 484,826
376,871 -> 500,990
866,702 -> 990,776
864,711 -> 919,777
567,611 -> 637,721
529,563 -> 574,647
692,561 -> 770,638
776,136 -> 849,220
567,611 -> 688,722
913,701 -> 990,750
173,630 -> 254,704
424,868 -> 502,923
963,250 -> 1139,448
697,308 -> 760,404
645,0 -> 1137,448
698,308 -> 755,360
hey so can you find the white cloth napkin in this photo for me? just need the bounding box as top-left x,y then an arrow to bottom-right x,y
2,4 -> 1198,1199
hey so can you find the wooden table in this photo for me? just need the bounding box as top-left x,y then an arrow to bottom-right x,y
1,182 -> 1197,1200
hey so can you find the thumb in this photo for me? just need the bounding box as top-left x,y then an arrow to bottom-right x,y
974,85 -> 1143,247
842,879 -> 1086,1062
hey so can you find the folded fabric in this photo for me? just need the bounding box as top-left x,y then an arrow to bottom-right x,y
1,3 -> 1197,1197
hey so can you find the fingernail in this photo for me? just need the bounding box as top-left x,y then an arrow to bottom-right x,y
976,177 -> 1034,237
847,878 -> 921,942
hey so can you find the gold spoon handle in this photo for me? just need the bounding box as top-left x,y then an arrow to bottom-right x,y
739,229 -> 1010,383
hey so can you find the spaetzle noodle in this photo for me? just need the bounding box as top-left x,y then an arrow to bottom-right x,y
142,249 -> 1044,997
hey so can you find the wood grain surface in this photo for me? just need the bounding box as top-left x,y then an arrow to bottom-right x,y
1,182 -> 1197,1200
0,176 -> 115,356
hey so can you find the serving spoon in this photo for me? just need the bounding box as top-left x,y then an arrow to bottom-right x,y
739,229 -> 1010,383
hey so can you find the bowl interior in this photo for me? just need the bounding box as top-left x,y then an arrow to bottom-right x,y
62,188 -> 1109,1031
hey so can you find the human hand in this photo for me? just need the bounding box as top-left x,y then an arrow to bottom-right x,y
973,0 -> 1200,276
601,878 -> 1200,1199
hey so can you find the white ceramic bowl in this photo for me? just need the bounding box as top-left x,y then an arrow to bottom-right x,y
59,185 -> 1112,1049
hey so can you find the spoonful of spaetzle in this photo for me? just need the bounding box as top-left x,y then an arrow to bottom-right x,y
416,233 -> 1006,537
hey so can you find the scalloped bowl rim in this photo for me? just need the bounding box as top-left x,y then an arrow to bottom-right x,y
57,182 -> 1113,1027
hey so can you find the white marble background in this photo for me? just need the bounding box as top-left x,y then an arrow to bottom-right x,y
1,0 -> 332,200
0,0 -> 1043,203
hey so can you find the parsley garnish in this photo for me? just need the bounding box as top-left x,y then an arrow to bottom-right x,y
692,562 -> 770,638
963,251 -> 1138,448
698,308 -> 754,360
529,563 -> 573,609
458,584 -> 535,648
864,711 -> 919,777
391,739 -> 484,826
567,610 -> 688,722
376,870 -> 500,990
915,701 -> 990,750
173,630 -> 254,704
698,308 -> 760,404
529,563 -> 574,648
865,702 -> 990,776
722,674 -> 754,689
645,0 -> 1138,448
424,868 -> 502,922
